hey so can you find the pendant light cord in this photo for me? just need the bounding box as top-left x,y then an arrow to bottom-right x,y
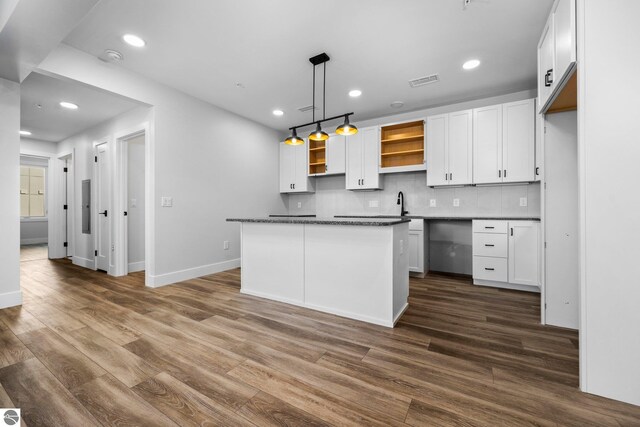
323,62 -> 326,120
312,65 -> 316,123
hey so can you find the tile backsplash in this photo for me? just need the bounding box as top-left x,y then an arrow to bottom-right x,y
287,172 -> 541,218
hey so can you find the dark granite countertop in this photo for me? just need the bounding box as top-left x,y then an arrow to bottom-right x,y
226,217 -> 410,226
335,215 -> 541,221
268,214 -> 317,218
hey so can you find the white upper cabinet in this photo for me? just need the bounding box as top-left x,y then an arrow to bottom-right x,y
473,99 -> 535,184
502,99 -> 535,183
426,114 -> 448,186
473,104 -> 503,184
538,0 -> 577,113
279,142 -> 315,193
326,134 -> 346,175
346,127 -> 382,190
308,133 -> 346,177
426,110 -> 472,186
447,110 -> 473,186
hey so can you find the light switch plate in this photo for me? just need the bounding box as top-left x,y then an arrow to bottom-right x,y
131,198 -> 137,208
368,200 -> 379,208
429,199 -> 437,207
161,197 -> 173,207
520,197 -> 528,207
453,198 -> 460,207
223,241 -> 229,250
297,202 -> 302,208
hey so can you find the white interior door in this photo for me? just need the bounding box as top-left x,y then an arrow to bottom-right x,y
64,159 -> 71,257
473,104 -> 503,184
426,114 -> 448,186
448,110 -> 473,185
96,143 -> 110,272
544,111 -> 579,329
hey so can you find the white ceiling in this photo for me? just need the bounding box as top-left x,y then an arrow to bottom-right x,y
21,72 -> 143,142
63,0 -> 553,132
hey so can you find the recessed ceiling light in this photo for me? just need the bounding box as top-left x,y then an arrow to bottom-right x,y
462,59 -> 481,70
272,109 -> 284,116
19,130 -> 32,136
390,101 -> 404,109
349,89 -> 362,98
123,34 -> 146,47
60,101 -> 79,110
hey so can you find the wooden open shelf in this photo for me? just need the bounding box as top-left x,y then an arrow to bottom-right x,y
548,71 -> 577,114
380,120 -> 425,169
308,139 -> 326,175
381,149 -> 424,157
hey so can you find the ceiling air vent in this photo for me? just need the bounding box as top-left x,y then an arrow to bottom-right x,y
408,74 -> 439,88
298,105 -> 318,113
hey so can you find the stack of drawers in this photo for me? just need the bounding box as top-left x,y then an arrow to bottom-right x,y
472,220 -> 509,282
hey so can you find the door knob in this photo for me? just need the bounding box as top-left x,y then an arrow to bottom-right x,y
99,210 -> 108,217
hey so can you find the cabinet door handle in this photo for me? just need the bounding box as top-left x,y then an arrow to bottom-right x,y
504,169 -> 507,178
449,173 -> 452,181
544,69 -> 554,87
498,170 -> 501,178
485,244 -> 495,247
511,228 -> 514,236
325,164 -> 328,172
362,179 -> 364,186
445,173 -> 448,181
485,267 -> 495,271
293,183 -> 295,189
535,166 -> 540,176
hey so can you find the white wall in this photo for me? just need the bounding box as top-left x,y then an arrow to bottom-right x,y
127,134 -> 145,271
20,137 -> 58,155
57,106 -> 152,267
40,44 -> 287,286
578,0 -> 640,406
0,77 -> 21,309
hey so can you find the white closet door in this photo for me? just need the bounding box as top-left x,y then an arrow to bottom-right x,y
448,110 -> 473,186
426,114 -> 448,186
473,104 -> 503,184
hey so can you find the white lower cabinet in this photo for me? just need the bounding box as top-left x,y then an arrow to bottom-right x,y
408,219 -> 429,277
472,220 -> 540,292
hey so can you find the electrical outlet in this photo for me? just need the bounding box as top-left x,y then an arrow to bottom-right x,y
453,198 -> 460,207
368,200 -> 379,208
297,202 -> 302,208
400,239 -> 404,254
223,241 -> 229,250
429,199 -> 437,207
161,196 -> 173,207
520,197 -> 528,207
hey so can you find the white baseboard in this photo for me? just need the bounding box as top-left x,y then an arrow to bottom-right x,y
20,238 -> 48,245
128,261 -> 145,273
146,258 -> 240,288
0,290 -> 22,309
474,279 -> 540,293
73,256 -> 96,270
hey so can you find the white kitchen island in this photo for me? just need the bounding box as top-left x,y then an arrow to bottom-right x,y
226,217 -> 410,327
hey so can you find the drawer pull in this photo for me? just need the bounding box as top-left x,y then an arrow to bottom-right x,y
485,226 -> 495,229
485,244 -> 495,247
485,268 -> 495,271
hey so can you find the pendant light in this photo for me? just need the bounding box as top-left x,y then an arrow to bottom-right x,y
285,128 -> 304,145
287,53 -> 357,144
308,59 -> 329,141
336,115 -> 358,135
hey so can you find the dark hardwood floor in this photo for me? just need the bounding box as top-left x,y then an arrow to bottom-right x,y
1,258 -> 639,426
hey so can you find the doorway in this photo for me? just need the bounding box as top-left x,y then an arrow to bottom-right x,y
124,133 -> 146,274
95,142 -> 110,272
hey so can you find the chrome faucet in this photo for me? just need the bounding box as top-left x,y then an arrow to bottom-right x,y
397,191 -> 409,216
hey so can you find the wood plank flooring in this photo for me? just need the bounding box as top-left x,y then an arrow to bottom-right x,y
1,259 -> 639,426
